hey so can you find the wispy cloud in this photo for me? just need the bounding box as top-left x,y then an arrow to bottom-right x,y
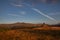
10,0 -> 60,7
23,3 -> 57,22
20,11 -> 26,15
8,13 -> 25,17
32,8 -> 57,21
8,14 -> 19,17
11,3 -> 23,7
48,12 -> 60,16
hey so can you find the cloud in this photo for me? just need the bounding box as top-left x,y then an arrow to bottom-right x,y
11,3 -> 23,7
8,14 -> 19,17
8,13 -> 25,17
10,0 -> 60,7
10,0 -> 24,7
20,11 -> 26,15
32,8 -> 57,21
48,12 -> 60,16
24,3 -> 58,22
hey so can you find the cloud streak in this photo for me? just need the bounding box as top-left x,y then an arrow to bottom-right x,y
8,14 -> 19,17
10,0 -> 59,23
32,8 -> 57,21
8,13 -> 25,18
11,3 -> 23,7
21,3 -> 57,22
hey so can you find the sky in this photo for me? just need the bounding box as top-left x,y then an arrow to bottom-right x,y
0,0 -> 60,24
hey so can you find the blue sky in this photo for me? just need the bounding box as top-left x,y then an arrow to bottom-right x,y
0,0 -> 60,24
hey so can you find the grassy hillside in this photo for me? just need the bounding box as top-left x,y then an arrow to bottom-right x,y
0,23 -> 60,40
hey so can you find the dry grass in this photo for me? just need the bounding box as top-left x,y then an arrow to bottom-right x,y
0,30 -> 60,40
0,23 -> 60,40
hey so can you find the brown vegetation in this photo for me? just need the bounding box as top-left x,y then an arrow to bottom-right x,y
0,30 -> 60,40
0,22 -> 60,40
